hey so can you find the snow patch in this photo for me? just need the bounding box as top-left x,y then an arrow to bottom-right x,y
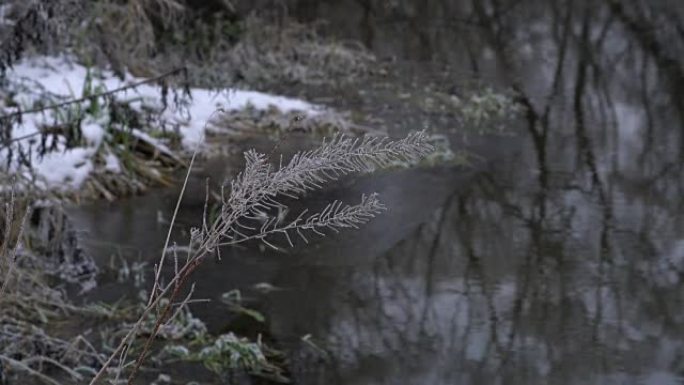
81,123 -> 105,146
104,153 -> 121,173
1,55 -> 323,191
31,148 -> 94,190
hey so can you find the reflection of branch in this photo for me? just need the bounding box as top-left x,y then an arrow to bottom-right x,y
418,190 -> 459,331
570,4 -> 624,352
542,0 -> 573,123
457,194 -> 505,358
638,54 -> 655,163
606,0 -> 684,111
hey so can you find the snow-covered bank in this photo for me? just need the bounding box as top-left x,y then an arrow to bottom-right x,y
0,56 -> 321,192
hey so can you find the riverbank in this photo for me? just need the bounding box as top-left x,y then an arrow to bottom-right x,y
0,2 -> 528,384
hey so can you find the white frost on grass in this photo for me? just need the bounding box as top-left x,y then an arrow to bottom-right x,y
1,55 -> 322,191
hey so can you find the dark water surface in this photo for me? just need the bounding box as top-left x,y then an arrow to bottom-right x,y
69,1 -> 684,384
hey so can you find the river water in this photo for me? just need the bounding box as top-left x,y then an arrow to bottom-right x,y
68,1 -> 684,384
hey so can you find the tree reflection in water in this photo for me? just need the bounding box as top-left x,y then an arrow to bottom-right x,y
262,1 -> 684,384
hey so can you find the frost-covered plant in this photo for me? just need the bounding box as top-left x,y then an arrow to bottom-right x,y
89,130 -> 434,384
156,292 -> 285,381
452,87 -> 520,133
0,187 -> 28,297
198,333 -> 267,370
84,9 -> 376,88
0,60 -> 188,198
209,133 -> 432,248
0,0 -> 185,76
0,190 -> 105,385
0,0 -> 82,77
195,333 -> 284,380
221,15 -> 376,87
163,330 -> 287,382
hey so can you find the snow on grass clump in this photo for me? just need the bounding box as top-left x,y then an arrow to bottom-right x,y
0,56 -> 322,192
31,148 -> 95,190
174,87 -> 318,148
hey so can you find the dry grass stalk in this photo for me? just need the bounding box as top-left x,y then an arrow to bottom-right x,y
0,185 -> 29,296
87,130 -> 433,384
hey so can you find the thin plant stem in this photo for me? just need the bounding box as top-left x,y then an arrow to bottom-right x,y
88,144 -> 201,385
148,143 -> 199,307
0,205 -> 30,296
